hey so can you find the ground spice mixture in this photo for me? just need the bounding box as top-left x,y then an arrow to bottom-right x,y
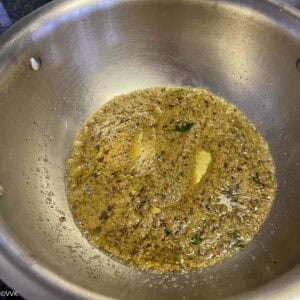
66,87 -> 276,272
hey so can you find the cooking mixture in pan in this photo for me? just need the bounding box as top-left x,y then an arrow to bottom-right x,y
66,87 -> 276,272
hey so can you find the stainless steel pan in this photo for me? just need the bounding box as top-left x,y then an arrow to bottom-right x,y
0,0 -> 299,299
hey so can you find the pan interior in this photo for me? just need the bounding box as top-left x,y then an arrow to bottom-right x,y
0,0 -> 299,299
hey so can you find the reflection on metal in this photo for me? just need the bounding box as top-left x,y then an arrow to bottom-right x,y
30,56 -> 42,71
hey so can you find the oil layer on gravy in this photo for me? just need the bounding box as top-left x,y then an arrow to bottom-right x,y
66,87 -> 276,272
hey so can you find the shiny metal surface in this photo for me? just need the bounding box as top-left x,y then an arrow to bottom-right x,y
0,0 -> 299,299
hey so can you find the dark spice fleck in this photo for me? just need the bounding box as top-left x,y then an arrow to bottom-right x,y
59,216 -> 66,223
99,205 -> 114,222
93,226 -> 101,233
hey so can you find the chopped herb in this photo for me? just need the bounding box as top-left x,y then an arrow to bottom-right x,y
229,230 -> 240,239
191,233 -> 203,245
251,172 -> 265,186
175,122 -> 194,132
235,241 -> 245,248
229,231 -> 245,248
165,228 -> 172,236
252,172 -> 260,184
233,235 -> 245,248
93,226 -> 101,234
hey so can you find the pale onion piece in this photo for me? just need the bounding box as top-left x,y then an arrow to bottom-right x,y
105,131 -> 129,169
130,129 -> 156,166
130,131 -> 143,160
151,207 -> 161,214
216,194 -> 233,212
193,150 -> 211,184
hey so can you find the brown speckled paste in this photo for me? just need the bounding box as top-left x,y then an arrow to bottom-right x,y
66,87 -> 276,273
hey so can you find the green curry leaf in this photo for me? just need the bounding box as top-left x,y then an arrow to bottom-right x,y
191,233 -> 203,245
175,122 -> 194,132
